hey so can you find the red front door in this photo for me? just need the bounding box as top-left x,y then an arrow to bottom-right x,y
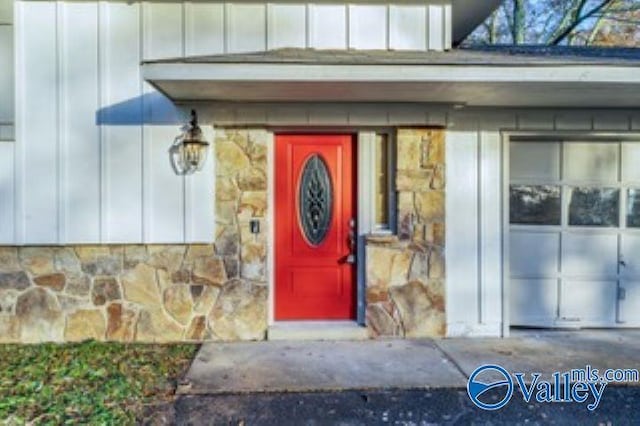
275,134 -> 356,320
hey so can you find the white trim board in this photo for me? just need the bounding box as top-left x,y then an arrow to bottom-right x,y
143,63 -> 640,107
144,63 -> 640,84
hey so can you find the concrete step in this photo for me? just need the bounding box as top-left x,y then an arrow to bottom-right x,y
267,321 -> 369,341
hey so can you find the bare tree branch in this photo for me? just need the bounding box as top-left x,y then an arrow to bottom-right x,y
464,0 -> 639,47
512,0 -> 527,43
548,0 -> 617,44
488,12 -> 500,44
588,0 -> 618,43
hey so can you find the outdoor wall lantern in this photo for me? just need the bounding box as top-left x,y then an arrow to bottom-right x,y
171,109 -> 209,175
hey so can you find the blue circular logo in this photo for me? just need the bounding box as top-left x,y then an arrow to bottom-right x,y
467,364 -> 514,410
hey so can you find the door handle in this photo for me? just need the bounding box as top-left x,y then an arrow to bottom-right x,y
342,219 -> 356,265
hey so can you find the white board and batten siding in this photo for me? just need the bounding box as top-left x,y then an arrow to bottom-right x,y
0,0 -> 12,130
0,0 -> 13,245
445,109 -> 640,337
10,1 -> 216,245
0,0 -> 13,136
0,140 -> 14,244
144,1 -> 453,58
7,0 -> 453,245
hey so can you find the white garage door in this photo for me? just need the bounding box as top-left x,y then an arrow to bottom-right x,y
509,139 -> 640,328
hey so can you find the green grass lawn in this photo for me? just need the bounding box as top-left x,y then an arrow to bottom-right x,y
0,341 -> 199,424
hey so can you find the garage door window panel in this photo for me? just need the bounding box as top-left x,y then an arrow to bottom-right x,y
568,187 -> 620,227
510,142 -> 561,181
564,142 -> 619,182
622,143 -> 640,183
627,189 -> 640,228
510,185 -> 561,225
509,142 -> 562,227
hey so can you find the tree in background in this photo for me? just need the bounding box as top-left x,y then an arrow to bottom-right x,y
466,0 -> 640,46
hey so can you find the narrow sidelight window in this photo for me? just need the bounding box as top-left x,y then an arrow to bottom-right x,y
373,133 -> 396,232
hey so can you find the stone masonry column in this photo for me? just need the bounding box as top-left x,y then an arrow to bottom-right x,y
365,128 -> 446,338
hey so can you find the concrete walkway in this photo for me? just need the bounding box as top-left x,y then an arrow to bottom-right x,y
179,329 -> 640,395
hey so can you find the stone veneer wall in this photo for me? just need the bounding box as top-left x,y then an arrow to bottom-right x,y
0,244 -> 267,343
365,128 -> 446,338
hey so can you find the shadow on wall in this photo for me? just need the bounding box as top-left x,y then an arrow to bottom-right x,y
95,92 -> 185,125
95,92 -> 199,176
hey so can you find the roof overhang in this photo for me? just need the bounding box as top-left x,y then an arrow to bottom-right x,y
143,61 -> 640,108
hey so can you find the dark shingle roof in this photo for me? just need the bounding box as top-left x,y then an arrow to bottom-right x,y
144,46 -> 640,67
465,45 -> 640,63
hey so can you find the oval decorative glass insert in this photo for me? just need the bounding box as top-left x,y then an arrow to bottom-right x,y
298,154 -> 333,246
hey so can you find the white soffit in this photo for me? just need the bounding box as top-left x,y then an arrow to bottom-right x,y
143,62 -> 640,108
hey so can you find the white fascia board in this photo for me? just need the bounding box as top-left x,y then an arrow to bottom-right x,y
142,63 -> 640,85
